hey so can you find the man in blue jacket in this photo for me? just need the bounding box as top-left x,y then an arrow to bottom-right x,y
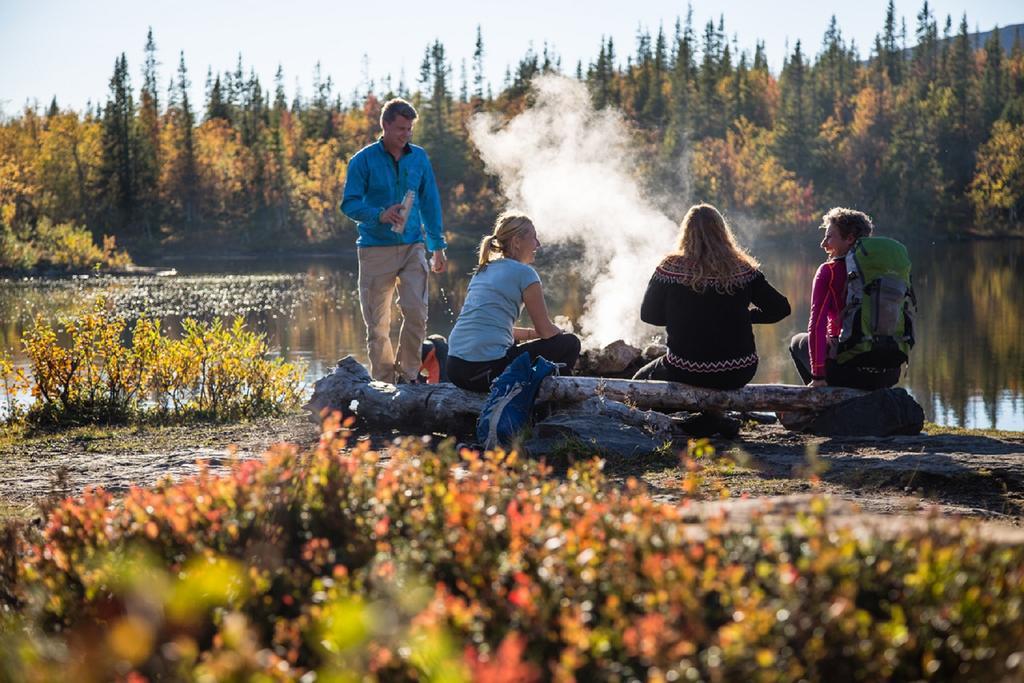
341,98 -> 448,384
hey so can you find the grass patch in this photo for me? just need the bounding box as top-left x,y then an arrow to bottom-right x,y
923,422 -> 1022,439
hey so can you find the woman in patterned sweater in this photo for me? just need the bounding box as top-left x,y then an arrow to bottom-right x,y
633,204 -> 790,434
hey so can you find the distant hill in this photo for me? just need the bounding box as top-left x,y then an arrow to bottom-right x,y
869,22 -> 1024,64
963,23 -> 1024,53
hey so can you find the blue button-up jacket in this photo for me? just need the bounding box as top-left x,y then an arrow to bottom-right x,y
340,140 -> 447,251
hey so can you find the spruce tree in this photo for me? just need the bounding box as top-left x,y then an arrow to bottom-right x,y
100,53 -> 139,234
775,40 -> 813,177
174,51 -> 199,228
136,28 -> 162,239
980,26 -> 1006,132
665,9 -> 695,156
472,26 -> 486,105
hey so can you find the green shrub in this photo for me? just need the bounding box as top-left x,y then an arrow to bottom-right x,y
0,219 -> 131,271
2,419 -> 1022,681
17,299 -> 303,426
0,224 -> 40,270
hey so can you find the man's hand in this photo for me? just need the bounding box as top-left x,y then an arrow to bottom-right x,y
379,204 -> 403,225
809,378 -> 828,388
430,250 -> 447,273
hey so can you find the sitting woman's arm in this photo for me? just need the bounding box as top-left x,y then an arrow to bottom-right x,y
512,326 -> 539,341
749,272 -> 791,324
640,276 -> 668,326
521,282 -> 562,339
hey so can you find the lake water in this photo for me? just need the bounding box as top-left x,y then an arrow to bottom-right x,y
1,238 -> 1021,431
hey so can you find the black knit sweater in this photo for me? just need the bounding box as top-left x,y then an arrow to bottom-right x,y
640,256 -> 791,373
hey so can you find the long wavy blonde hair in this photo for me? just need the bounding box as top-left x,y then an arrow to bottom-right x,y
674,204 -> 759,293
477,211 -> 534,271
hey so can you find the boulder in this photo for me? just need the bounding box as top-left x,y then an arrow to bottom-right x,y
780,387 -> 925,437
577,339 -> 644,376
524,413 -> 665,460
641,343 -> 668,361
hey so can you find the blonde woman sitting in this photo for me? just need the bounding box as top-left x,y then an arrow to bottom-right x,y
634,204 -> 790,435
447,212 -> 581,392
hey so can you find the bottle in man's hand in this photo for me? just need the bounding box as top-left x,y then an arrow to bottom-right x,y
392,190 -> 415,233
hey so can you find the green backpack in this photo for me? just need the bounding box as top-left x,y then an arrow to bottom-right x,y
836,237 -> 917,368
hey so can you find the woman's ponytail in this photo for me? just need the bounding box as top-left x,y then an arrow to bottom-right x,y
477,234 -> 499,271
477,211 -> 534,271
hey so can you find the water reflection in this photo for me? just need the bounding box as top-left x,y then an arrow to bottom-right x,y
1,240 -> 1021,430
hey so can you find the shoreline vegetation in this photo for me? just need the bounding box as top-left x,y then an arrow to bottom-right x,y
2,11 -> 1023,275
3,227 -> 1022,279
0,301 -> 304,427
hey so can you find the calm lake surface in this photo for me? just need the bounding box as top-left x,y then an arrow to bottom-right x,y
1,238 -> 1021,431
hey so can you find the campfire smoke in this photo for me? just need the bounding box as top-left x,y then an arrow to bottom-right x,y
469,75 -> 679,348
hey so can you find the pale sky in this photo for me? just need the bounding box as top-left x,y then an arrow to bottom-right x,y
1,0 -> 1021,114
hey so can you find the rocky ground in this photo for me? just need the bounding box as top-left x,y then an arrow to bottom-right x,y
1,411 -> 1022,528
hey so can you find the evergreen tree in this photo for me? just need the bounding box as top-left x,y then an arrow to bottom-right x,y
911,1 -> 939,93
100,53 -> 139,233
205,75 -> 230,121
416,40 -> 468,207
172,51 -> 199,228
775,40 -> 813,177
136,27 -> 162,238
640,26 -> 668,127
272,65 -> 288,125
472,25 -> 486,105
665,9 -> 696,156
814,16 -> 856,125
694,17 -> 726,138
980,26 -> 1006,131
880,0 -> 904,86
587,37 -> 614,108
1004,31 -> 1024,124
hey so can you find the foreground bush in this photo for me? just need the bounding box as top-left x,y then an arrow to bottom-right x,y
9,299 -> 303,425
0,219 -> 131,272
1,419 -> 1022,681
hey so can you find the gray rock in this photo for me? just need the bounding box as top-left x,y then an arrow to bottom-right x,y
526,413 -> 665,458
641,343 -> 668,361
559,397 -> 678,437
578,339 -> 643,375
781,387 -> 924,437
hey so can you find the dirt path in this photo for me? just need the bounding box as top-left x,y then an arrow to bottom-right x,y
1,415 -> 1022,526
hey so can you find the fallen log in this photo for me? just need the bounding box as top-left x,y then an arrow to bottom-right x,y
307,357 -> 867,434
537,376 -> 867,412
306,357 -> 486,434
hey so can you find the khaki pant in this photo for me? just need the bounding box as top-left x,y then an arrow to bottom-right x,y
358,243 -> 429,383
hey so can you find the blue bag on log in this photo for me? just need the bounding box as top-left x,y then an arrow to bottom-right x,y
476,354 -> 559,449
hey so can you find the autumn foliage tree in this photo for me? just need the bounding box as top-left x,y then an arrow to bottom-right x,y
1,8 -> 1022,264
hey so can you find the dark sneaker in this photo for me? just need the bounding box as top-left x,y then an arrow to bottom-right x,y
715,415 -> 742,440
677,412 -> 719,438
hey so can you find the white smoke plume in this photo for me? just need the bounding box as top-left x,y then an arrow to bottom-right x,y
469,75 -> 680,348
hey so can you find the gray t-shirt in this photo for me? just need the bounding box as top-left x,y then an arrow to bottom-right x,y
448,258 -> 541,361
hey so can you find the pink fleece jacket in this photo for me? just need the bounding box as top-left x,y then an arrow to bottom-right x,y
807,258 -> 846,377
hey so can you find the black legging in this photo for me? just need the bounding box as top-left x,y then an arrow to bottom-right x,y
448,333 -> 581,393
789,332 -> 901,390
